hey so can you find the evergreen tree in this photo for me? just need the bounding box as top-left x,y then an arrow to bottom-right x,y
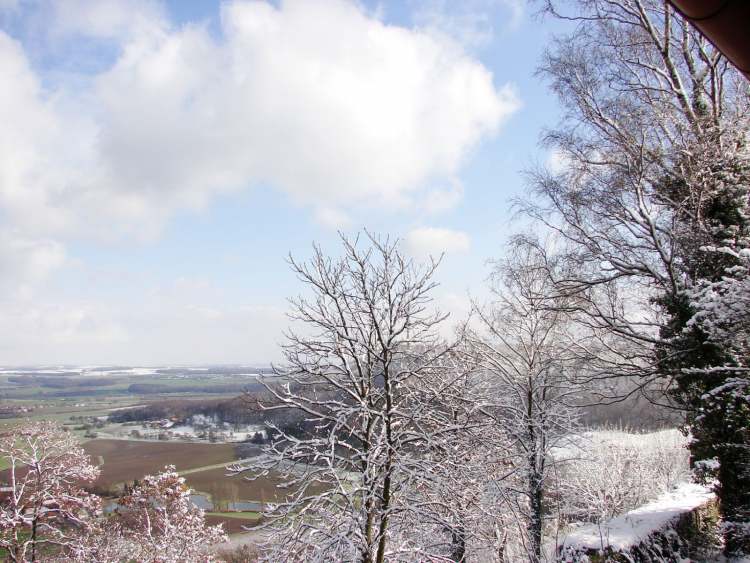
661,134 -> 750,554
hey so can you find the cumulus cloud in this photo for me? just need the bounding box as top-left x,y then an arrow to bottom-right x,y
0,34 -> 70,288
92,0 -> 517,222
412,0 -> 524,48
404,227 -> 471,258
0,233 -> 65,284
0,32 -> 77,236
50,0 -> 166,40
0,0 -> 18,12
435,291 -> 474,339
313,207 -> 352,229
421,179 -> 465,215
0,275 -> 289,364
499,0 -> 524,31
0,0 -> 519,242
0,0 -> 519,362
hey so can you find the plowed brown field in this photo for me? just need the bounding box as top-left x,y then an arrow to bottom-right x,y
83,439 -> 238,487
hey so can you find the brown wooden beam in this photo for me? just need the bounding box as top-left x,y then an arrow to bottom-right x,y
668,0 -> 750,81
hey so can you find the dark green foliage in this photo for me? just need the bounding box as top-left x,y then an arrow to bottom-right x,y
653,137 -> 750,555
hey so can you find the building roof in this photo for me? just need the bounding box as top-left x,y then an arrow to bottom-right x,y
668,0 -> 750,81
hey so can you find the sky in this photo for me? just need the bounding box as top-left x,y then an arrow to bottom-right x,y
0,0 -> 568,365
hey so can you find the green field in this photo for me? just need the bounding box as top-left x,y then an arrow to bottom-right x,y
0,367 -> 262,405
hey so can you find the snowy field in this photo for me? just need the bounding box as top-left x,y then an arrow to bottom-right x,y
550,427 -> 701,560
561,482 -> 714,553
553,427 -> 688,461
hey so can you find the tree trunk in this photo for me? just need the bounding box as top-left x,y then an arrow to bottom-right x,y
528,385 -> 543,563
363,494 -> 375,563
375,460 -> 393,563
450,524 -> 466,562
375,364 -> 394,563
31,516 -> 37,563
528,473 -> 543,563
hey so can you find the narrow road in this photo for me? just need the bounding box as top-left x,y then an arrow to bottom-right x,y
178,456 -> 256,476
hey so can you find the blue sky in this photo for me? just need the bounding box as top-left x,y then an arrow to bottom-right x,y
0,0 -> 568,364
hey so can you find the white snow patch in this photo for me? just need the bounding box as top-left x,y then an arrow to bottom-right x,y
107,404 -> 146,412
562,482 -> 714,552
552,428 -> 686,461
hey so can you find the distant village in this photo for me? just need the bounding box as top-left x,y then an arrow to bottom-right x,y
0,404 -> 35,418
71,412 -> 267,444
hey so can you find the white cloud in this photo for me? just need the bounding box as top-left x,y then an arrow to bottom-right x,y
438,291 -> 472,321
404,227 -> 471,258
92,0 -> 517,221
0,232 -> 65,285
412,0 -> 524,48
500,0 -> 524,31
0,275 -> 289,364
0,0 -> 519,363
50,0 -> 166,40
0,32 -> 73,236
422,179 -> 465,215
0,0 -> 18,13
0,300 -> 128,357
313,206 -> 352,229
0,0 -> 519,242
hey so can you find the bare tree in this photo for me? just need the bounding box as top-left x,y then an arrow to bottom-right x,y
407,350 -> 517,562
0,421 -> 100,563
524,0 -> 750,553
523,0 -> 750,389
465,245 -> 589,562
557,428 -> 690,528
234,233 -> 471,562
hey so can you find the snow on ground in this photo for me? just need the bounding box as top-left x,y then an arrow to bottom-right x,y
162,423 -> 266,442
552,428 -> 687,461
107,404 -> 147,412
88,367 -> 160,376
561,483 -> 714,552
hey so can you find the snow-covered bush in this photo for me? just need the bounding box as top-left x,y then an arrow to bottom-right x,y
556,429 -> 690,526
0,421 -> 101,562
77,465 -> 228,562
558,483 -> 718,562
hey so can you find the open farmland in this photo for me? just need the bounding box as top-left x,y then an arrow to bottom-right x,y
186,465 -> 330,505
186,467 -> 292,504
205,513 -> 261,535
0,365 -> 271,402
84,439 -> 239,488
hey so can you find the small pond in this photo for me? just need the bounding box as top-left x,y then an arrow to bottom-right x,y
190,494 -> 263,512
105,494 -> 263,514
